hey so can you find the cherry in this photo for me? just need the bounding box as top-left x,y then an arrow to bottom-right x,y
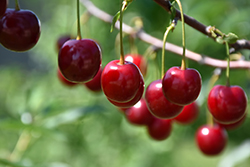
147,118 -> 172,141
0,8 -> 41,52
215,114 -> 247,131
101,60 -> 143,103
145,79 -> 184,119
58,39 -> 102,83
125,54 -> 147,76
162,66 -> 202,106
173,101 -> 199,125
57,68 -> 77,87
196,125 -> 227,156
207,85 -> 247,124
125,98 -> 154,126
107,76 -> 144,108
84,67 -> 103,92
56,34 -> 72,52
0,0 -> 7,18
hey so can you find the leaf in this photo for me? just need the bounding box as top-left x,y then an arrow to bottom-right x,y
224,33 -> 238,44
110,11 -> 120,32
0,158 -> 28,167
216,36 -> 224,44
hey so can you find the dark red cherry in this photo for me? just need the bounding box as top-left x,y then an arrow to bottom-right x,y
207,85 -> 247,124
0,0 -> 7,18
84,67 -> 103,92
215,114 -> 247,130
174,101 -> 199,125
57,68 -> 77,87
196,125 -> 227,156
0,8 -> 41,52
56,34 -> 72,52
162,66 -> 202,106
58,39 -> 102,83
125,98 -> 154,126
101,60 -> 143,103
107,76 -> 144,108
147,118 -> 172,141
125,54 -> 147,76
145,79 -> 184,119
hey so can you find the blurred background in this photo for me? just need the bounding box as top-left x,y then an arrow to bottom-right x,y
0,0 -> 250,167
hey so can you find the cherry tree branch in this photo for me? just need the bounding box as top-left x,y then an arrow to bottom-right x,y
80,0 -> 250,69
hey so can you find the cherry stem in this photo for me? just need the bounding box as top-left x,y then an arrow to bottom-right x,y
76,0 -> 82,40
225,42 -> 230,87
161,22 -> 175,78
15,0 -> 20,10
119,1 -> 127,65
175,0 -> 186,70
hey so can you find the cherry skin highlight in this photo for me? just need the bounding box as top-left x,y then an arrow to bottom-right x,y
58,39 -> 102,83
196,125 -> 227,156
101,60 -> 143,103
0,8 -> 41,52
207,85 -> 247,124
84,67 -> 103,92
125,98 -> 154,126
125,54 -> 147,76
0,0 -> 7,18
147,118 -> 172,141
162,66 -> 202,106
145,79 -> 184,119
174,101 -> 199,125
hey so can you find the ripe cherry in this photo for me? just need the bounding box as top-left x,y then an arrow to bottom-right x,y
125,98 -> 154,126
147,118 -> 172,141
57,68 -> 77,87
58,39 -> 102,83
215,114 -> 247,131
84,67 -> 103,92
0,0 -> 7,18
207,85 -> 247,124
162,66 -> 202,106
107,76 -> 144,108
145,79 -> 184,119
174,101 -> 199,125
125,54 -> 147,76
101,60 -> 143,103
196,125 -> 227,156
56,34 -> 72,52
0,8 -> 41,52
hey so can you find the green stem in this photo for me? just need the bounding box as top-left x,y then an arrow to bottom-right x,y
225,42 -> 230,86
15,0 -> 20,10
76,0 -> 82,40
119,1 -> 127,65
175,0 -> 186,70
161,23 -> 175,78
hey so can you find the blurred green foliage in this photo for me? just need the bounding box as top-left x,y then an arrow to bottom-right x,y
0,0 -> 250,167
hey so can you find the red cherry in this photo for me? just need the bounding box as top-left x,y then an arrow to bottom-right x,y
125,54 -> 147,76
58,39 -> 102,83
107,76 -> 144,108
0,0 -> 7,18
215,114 -> 247,130
101,60 -> 143,103
57,68 -> 77,87
196,125 -> 227,156
147,118 -> 172,141
125,98 -> 154,126
0,8 -> 41,52
56,34 -> 72,52
145,79 -> 184,119
162,66 -> 202,106
84,67 -> 103,92
174,101 -> 199,125
207,85 -> 247,124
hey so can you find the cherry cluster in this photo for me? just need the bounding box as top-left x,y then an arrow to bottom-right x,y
0,0 -> 40,52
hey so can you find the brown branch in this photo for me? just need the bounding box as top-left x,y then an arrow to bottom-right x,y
80,0 -> 250,69
154,0 -> 250,51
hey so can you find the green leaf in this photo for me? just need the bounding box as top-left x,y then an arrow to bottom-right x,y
0,158 -> 28,167
224,33 -> 238,44
216,36 -> 224,44
110,11 -> 120,32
